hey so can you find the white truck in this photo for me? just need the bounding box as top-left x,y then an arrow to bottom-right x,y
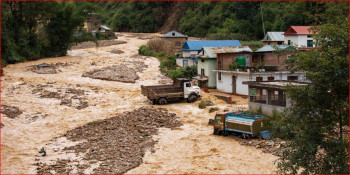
141,78 -> 201,105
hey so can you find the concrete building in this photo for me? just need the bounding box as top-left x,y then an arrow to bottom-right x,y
214,45 -> 306,96
161,30 -> 188,54
242,81 -> 309,116
176,40 -> 242,68
262,32 -> 284,46
284,26 -> 316,50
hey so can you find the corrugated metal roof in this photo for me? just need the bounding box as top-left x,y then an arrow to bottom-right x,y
101,25 -> 111,30
255,45 -> 296,52
262,32 -> 284,41
182,40 -> 242,51
200,46 -> 252,58
284,26 -> 313,35
161,30 -> 188,38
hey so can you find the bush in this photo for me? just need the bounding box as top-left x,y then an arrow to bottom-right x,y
228,63 -> 238,71
168,65 -> 197,79
147,38 -> 176,55
198,101 -> 207,109
209,107 -> 219,113
138,45 -> 154,56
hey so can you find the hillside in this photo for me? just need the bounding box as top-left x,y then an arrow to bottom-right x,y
94,1 -> 331,40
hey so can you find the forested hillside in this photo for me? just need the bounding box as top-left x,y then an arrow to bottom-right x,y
1,1 -> 347,67
95,1 -> 332,40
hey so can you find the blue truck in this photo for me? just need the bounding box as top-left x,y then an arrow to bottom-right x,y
212,112 -> 269,139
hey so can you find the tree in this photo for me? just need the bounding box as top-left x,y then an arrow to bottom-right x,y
276,2 -> 349,174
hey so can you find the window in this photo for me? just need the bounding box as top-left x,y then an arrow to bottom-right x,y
201,69 -> 205,76
287,55 -> 292,59
201,59 -> 205,62
307,40 -> 313,47
307,35 -> 312,38
175,41 -> 181,46
256,77 -> 263,81
172,32 -> 175,36
218,72 -> 222,81
287,76 -> 298,81
287,40 -> 291,45
183,60 -> 188,67
268,90 -> 286,107
250,88 -> 267,104
277,41 -> 283,45
268,76 -> 274,81
218,55 -> 223,69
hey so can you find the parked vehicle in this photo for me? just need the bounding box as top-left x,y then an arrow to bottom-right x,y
212,112 -> 269,138
141,78 -> 201,105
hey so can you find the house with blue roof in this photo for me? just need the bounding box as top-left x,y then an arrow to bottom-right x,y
176,40 -> 242,70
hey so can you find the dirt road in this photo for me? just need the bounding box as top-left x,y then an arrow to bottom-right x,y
1,33 -> 277,174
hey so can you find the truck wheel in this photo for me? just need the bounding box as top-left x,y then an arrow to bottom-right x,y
213,128 -> 218,135
187,94 -> 198,103
158,98 -> 168,105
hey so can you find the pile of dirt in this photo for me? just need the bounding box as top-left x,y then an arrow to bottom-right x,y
30,62 -> 75,74
70,40 -> 127,50
31,84 -> 89,110
1,123 -> 4,128
239,138 -> 288,157
36,107 -> 182,174
1,105 -> 23,119
82,65 -> 139,83
109,49 -> 124,54
25,112 -> 48,124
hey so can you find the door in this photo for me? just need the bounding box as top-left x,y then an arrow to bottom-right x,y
232,76 -> 236,94
183,60 -> 188,67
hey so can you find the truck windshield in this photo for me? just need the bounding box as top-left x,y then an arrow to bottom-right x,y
186,83 -> 191,87
215,116 -> 221,121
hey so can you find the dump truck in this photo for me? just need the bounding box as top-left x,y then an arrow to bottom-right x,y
141,78 -> 201,105
212,112 -> 269,138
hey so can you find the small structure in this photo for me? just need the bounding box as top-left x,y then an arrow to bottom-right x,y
177,40 -> 242,68
243,80 -> 309,116
284,26 -> 316,50
262,32 -> 284,46
161,30 -> 188,54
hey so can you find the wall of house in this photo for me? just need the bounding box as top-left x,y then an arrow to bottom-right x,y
285,35 -> 315,47
263,41 -> 279,46
183,50 -> 199,58
218,53 -> 252,70
162,37 -> 187,51
216,71 -> 307,95
176,58 -> 196,67
263,52 -> 291,70
249,97 -> 291,116
197,58 -> 216,88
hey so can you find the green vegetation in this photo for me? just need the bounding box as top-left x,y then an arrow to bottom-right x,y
168,66 -> 197,79
92,1 -> 332,40
272,2 -> 349,174
1,1 -> 104,67
209,107 -> 219,113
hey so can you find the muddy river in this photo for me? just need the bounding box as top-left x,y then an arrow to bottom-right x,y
1,32 -> 278,174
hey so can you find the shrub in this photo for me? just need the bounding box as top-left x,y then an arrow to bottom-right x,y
209,107 -> 219,113
228,63 -> 238,71
198,101 -> 207,109
147,38 -> 176,55
138,45 -> 154,56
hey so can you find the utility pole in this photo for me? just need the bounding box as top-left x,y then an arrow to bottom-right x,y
260,2 -> 265,35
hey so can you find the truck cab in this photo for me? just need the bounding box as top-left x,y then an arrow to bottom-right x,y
183,81 -> 201,100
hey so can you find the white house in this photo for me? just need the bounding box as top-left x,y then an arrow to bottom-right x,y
284,26 -> 316,49
262,32 -> 284,46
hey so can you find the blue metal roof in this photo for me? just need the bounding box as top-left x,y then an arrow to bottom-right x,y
182,40 -> 242,51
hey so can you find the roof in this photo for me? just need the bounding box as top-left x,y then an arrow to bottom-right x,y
161,30 -> 188,38
101,25 -> 111,30
262,32 -> 284,41
182,40 -> 242,51
255,45 -> 296,52
284,26 -> 313,35
242,80 -> 309,90
200,46 -> 252,58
